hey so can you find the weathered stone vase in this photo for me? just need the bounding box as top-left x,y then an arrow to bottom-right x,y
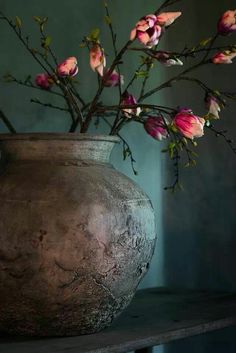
0,133 -> 156,336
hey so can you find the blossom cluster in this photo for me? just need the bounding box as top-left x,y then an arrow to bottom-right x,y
33,9 -> 235,143
1,3 -> 236,190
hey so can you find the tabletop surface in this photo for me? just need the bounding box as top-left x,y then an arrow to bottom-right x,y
1,287 -> 236,353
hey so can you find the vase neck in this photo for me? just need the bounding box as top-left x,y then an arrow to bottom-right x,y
0,134 -> 120,163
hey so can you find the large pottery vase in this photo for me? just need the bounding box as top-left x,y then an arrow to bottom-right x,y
0,133 -> 156,336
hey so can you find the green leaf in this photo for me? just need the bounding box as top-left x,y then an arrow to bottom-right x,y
3,73 -> 14,82
33,16 -> 42,23
42,35 -> 52,49
135,70 -> 149,78
89,28 -> 100,41
123,147 -> 131,160
190,150 -> 198,158
170,124 -> 178,133
199,37 -> 212,47
168,142 -> 176,150
40,17 -> 48,31
213,89 -> 221,97
104,15 -> 111,25
24,75 -> 32,84
15,16 -> 22,28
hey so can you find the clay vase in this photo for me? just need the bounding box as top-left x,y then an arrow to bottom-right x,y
0,133 -> 156,336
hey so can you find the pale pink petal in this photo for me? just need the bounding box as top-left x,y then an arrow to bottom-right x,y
156,11 -> 182,26
137,31 -> 150,45
130,28 -> 137,40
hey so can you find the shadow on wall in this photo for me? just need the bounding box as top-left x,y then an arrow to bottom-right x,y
161,0 -> 236,352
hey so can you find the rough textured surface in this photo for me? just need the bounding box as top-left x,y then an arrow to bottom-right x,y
0,134 -> 156,336
1,288 -> 236,353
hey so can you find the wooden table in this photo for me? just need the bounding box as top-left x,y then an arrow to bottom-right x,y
1,288 -> 236,353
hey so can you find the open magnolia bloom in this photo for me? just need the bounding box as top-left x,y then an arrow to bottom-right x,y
130,14 -> 162,48
57,57 -> 78,77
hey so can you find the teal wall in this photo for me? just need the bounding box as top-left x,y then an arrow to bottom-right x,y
0,1 -> 236,352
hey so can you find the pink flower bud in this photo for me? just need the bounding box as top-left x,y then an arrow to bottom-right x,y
173,109 -> 205,139
212,51 -> 236,64
103,69 -> 124,87
35,73 -> 53,90
90,44 -> 106,77
217,10 -> 236,35
121,92 -> 141,118
144,116 -> 169,141
205,95 -> 221,119
130,14 -> 162,48
154,51 -> 183,66
57,57 -> 78,77
156,11 -> 182,27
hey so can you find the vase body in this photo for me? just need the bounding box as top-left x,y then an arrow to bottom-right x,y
0,133 -> 156,336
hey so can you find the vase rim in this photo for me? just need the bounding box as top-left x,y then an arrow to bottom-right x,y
0,133 -> 120,143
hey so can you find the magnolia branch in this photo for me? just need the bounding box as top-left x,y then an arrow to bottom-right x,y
155,0 -> 182,15
0,109 -> 16,133
139,60 -> 210,102
102,117 -> 138,175
80,39 -> 133,133
30,99 -> 69,112
207,125 -> 236,154
128,45 -> 236,59
3,75 -> 64,97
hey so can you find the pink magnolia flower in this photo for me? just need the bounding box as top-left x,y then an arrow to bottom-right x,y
121,92 -> 141,118
103,69 -> 124,87
130,14 -> 162,48
212,51 -> 236,64
156,11 -> 182,27
173,109 -> 205,139
217,10 -> 236,35
35,73 -> 53,90
154,51 -> 183,66
57,57 -> 78,77
144,116 -> 169,141
90,44 -> 106,77
205,95 -> 221,119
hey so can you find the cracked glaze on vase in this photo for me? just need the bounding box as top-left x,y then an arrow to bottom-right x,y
0,133 -> 156,336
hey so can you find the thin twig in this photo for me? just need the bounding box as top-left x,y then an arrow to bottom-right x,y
103,117 -> 138,175
155,0 -> 182,15
139,60 -> 210,102
0,109 -> 16,133
80,40 -> 133,133
3,76 -> 63,97
30,99 -> 69,112
207,125 -> 236,154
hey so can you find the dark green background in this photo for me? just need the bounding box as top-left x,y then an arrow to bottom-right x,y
0,0 -> 236,352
